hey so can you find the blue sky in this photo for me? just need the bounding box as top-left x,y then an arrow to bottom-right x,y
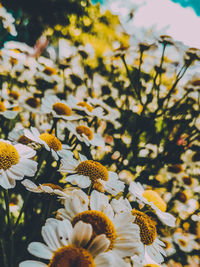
171,0 -> 200,16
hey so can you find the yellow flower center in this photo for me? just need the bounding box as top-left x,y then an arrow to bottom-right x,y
48,244 -> 95,267
0,102 -> 6,112
75,160 -> 109,183
142,190 -> 167,212
52,103 -> 72,116
163,240 -> 171,249
167,164 -> 183,174
0,141 -> 19,170
77,102 -> 93,112
39,133 -> 62,151
17,135 -> 32,145
76,126 -> 94,140
72,210 -> 116,250
10,195 -> 19,205
10,57 -> 18,65
178,239 -> 187,247
132,209 -> 157,245
192,79 -> 200,86
25,97 -> 41,108
182,176 -> 193,186
9,91 -> 20,100
176,192 -> 188,203
144,265 -> 160,267
44,66 -> 57,75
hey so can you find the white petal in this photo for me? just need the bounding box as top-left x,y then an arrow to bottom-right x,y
15,144 -> 36,158
3,110 -> 18,119
19,261 -> 47,267
71,221 -> 92,247
79,153 -> 88,162
66,174 -> 91,188
21,179 -> 38,190
156,209 -> 176,227
41,223 -> 62,251
20,159 -> 38,176
0,171 -> 13,189
57,219 -> 73,246
28,242 -> 52,259
88,234 -> 110,257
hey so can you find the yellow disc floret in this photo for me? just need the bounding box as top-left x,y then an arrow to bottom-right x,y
25,97 -> 41,108
178,239 -> 187,247
142,190 -> 167,212
167,164 -> 183,174
144,264 -> 161,267
75,160 -> 109,183
0,101 -> 6,112
52,103 -> 72,116
132,209 -> 157,245
39,133 -> 62,151
0,141 -> 19,170
76,125 -> 94,140
72,210 -> 116,250
48,244 -> 95,267
77,101 -> 93,112
8,91 -> 20,100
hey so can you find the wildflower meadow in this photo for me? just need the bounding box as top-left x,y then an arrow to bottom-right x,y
0,1 -> 199,266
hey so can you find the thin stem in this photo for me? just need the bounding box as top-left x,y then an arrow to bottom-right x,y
13,192 -> 31,232
121,54 -> 138,99
87,184 -> 92,196
14,149 -> 46,231
3,190 -> 11,230
0,239 -> 9,267
3,189 -> 14,267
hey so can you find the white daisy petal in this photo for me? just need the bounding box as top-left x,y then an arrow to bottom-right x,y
41,223 -> 62,251
19,261 -> 47,267
71,221 -> 92,247
28,242 -> 52,259
88,234 -> 110,258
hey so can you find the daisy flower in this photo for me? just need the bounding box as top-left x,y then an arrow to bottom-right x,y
21,178 -> 70,197
59,153 -> 125,195
8,128 -> 35,146
173,232 -> 197,252
19,92 -> 42,114
0,139 -> 37,189
129,182 -> 176,227
24,127 -> 73,160
57,189 -> 144,260
66,121 -> 105,147
110,197 -> 166,264
0,100 -> 18,119
41,94 -> 82,120
20,218 -> 128,267
68,94 -> 104,117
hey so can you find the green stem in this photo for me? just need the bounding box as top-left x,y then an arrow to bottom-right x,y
121,54 -> 138,99
0,239 -> 9,267
3,190 -> 11,231
3,189 -> 14,267
13,149 -> 47,231
87,184 -> 92,196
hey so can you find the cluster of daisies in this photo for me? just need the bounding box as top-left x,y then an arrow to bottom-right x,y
0,128 -> 177,267
0,86 -> 177,267
0,6 -> 200,266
